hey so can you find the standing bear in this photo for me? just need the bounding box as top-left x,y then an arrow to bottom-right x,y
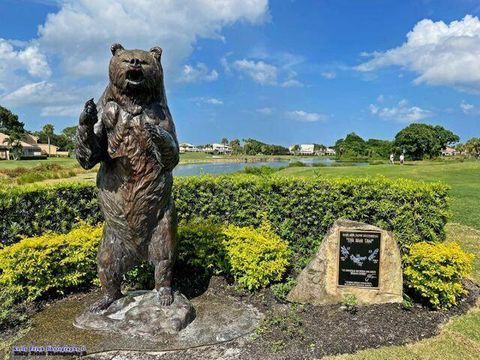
76,43 -> 179,312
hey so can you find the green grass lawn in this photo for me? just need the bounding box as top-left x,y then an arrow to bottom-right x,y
0,157 -> 78,170
279,160 -> 480,230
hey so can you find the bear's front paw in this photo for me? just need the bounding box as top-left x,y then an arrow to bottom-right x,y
80,98 -> 98,126
89,294 -> 121,314
157,287 -> 173,306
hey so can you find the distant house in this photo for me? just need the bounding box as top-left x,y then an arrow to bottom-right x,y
204,143 -> 232,155
325,147 -> 336,156
299,144 -> 315,155
441,146 -> 457,156
23,133 -> 59,156
0,132 -> 44,159
179,143 -> 200,153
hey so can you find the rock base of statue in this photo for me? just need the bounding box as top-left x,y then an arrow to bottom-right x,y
74,290 -> 196,337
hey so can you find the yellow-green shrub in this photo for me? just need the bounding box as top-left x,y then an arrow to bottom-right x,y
403,242 -> 473,309
0,223 -> 102,303
223,219 -> 291,290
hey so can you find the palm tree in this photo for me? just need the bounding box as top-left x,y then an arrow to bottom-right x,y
3,131 -> 23,160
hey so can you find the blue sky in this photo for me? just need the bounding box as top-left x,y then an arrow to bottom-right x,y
0,0 -> 479,146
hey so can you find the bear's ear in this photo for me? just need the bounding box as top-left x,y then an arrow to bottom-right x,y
111,43 -> 124,56
150,47 -> 163,61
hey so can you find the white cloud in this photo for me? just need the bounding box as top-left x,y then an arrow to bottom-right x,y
0,80 -> 100,118
40,105 -> 80,117
1,81 -> 74,107
377,94 -> 384,103
0,39 -> 51,79
231,57 -> 304,87
0,0 -> 269,114
191,96 -> 223,105
460,100 -> 478,115
369,104 -> 379,115
286,110 -> 327,122
205,97 -> 223,105
321,71 -> 336,79
35,0 -> 269,78
369,99 -> 432,123
178,63 -> 219,83
233,59 -> 278,85
357,15 -> 480,91
280,79 -> 303,88
0,39 -> 51,91
257,107 -> 273,115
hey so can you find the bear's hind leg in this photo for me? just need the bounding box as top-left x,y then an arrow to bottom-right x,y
90,226 -> 136,313
149,199 -> 177,306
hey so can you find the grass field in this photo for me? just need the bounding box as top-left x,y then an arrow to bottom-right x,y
0,153 -> 300,168
0,157 -> 78,169
279,160 -> 480,230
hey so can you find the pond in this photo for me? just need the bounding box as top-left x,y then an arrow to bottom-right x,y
173,158 -> 368,176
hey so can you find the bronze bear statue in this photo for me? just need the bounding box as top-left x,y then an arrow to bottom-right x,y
76,43 -> 179,312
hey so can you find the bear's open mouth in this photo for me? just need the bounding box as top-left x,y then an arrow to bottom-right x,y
126,69 -> 144,84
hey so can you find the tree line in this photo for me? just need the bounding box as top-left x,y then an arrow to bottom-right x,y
2,105 -> 479,160
208,138 -> 290,156
334,123 -> 466,160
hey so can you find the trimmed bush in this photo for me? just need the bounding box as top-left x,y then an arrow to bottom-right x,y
403,242 -> 473,309
0,219 -> 290,327
0,223 -> 102,328
0,223 -> 102,302
0,176 -> 449,256
223,218 -> 291,290
177,219 -> 229,274
174,176 -> 449,256
177,218 -> 290,290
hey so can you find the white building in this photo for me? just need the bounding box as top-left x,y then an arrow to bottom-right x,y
204,143 -> 232,155
325,147 -> 336,156
441,146 -> 457,156
179,143 -> 200,153
299,144 -> 315,155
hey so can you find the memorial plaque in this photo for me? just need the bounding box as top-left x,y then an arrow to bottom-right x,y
288,220 -> 402,305
338,231 -> 381,288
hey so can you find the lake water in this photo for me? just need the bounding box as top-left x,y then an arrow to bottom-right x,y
173,158 -> 368,177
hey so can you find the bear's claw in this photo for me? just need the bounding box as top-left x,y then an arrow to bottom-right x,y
157,287 -> 173,306
89,294 -> 121,314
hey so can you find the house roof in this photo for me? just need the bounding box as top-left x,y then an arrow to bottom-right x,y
0,132 -> 41,149
23,133 -> 39,144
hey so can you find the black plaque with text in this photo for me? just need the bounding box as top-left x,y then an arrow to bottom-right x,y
338,231 -> 381,288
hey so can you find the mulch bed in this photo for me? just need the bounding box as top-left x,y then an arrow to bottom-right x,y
230,279 -> 480,359
2,277 -> 478,360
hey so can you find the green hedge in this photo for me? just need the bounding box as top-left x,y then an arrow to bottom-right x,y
0,182 -> 100,246
0,176 -> 449,254
174,176 -> 449,256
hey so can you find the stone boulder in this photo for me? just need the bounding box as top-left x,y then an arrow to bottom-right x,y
287,219 -> 403,305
